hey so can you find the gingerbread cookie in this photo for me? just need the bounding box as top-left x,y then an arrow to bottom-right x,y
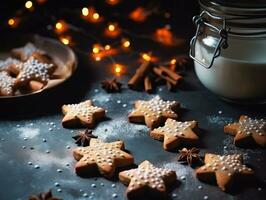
128,96 -> 180,129
0,57 -> 21,73
150,118 -> 198,150
119,160 -> 177,199
224,115 -> 266,148
14,57 -> 55,87
0,71 -> 16,96
73,139 -> 134,178
62,100 -> 106,128
11,42 -> 46,61
195,153 -> 254,191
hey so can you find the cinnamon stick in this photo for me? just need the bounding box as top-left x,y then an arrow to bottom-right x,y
128,61 -> 151,89
144,76 -> 152,93
153,67 -> 178,86
157,66 -> 182,81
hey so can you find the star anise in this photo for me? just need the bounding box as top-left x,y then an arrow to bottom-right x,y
29,189 -> 61,200
72,129 -> 98,147
101,78 -> 122,93
177,147 -> 200,166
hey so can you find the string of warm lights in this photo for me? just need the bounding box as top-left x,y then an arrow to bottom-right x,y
4,0 -> 183,77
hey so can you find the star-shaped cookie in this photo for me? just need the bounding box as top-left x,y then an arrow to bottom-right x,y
62,100 -> 106,128
196,153 -> 254,191
15,57 -> 55,87
0,71 -> 16,96
224,115 -> 266,148
73,139 -> 134,178
11,42 -> 45,61
119,160 -> 177,199
0,57 -> 21,73
150,118 -> 199,150
128,96 -> 180,129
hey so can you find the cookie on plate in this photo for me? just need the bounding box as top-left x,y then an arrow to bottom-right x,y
14,57 -> 55,87
150,118 -> 199,150
128,96 -> 180,129
0,71 -> 16,96
11,42 -> 46,61
0,57 -> 21,74
119,160 -> 177,199
73,139 -> 134,178
62,100 -> 106,128
195,153 -> 254,191
224,115 -> 266,148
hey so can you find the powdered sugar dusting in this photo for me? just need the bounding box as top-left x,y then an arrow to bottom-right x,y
91,93 -> 112,104
223,136 -> 263,161
94,117 -> 148,140
28,150 -> 72,169
160,160 -> 193,178
207,115 -> 234,126
17,127 -> 40,139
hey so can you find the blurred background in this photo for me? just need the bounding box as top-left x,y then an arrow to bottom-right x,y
0,0 -> 199,57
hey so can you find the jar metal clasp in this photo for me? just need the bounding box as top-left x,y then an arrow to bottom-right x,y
189,11 -> 229,69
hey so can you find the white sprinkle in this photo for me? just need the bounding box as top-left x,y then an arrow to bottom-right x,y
83,193 -> 88,197
91,183 -> 96,188
100,183 -> 104,186
22,146 -> 26,149
258,187 -> 262,191
57,169 -> 62,173
42,138 -> 47,142
117,100 -> 121,104
218,110 -> 223,114
49,128 -> 53,131
112,193 -> 118,198
28,162 -> 32,165
203,196 -> 208,200
57,188 -> 62,193
198,185 -> 203,189
46,150 -> 50,153
66,145 -> 71,149
111,184 -> 116,188
94,89 -> 99,93
172,193 -> 177,198
180,175 -> 186,180
54,182 -> 60,187
122,104 -> 127,107
34,165 -> 40,169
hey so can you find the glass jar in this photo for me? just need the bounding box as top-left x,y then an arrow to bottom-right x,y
190,0 -> 266,103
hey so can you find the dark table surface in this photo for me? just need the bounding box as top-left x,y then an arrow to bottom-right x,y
0,1 -> 265,199
0,48 -> 265,200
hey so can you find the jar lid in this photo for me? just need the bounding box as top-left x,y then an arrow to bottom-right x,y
199,0 -> 266,16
